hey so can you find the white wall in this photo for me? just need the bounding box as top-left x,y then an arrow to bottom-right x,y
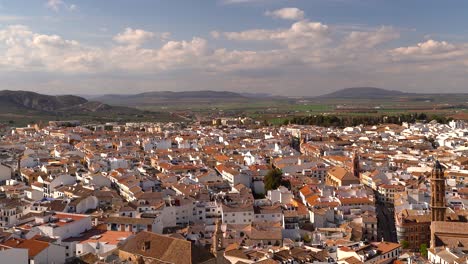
75,196 -> 99,214
0,248 -> 28,264
25,189 -> 44,201
32,243 -> 66,264
254,212 -> 282,222
36,215 -> 92,240
76,241 -> 117,257
109,158 -> 128,170
86,174 -> 111,188
222,209 -> 254,225
0,164 -> 12,183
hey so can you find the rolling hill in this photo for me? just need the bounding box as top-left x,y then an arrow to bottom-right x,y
317,87 -> 408,99
93,90 -> 252,107
0,90 -> 178,125
0,90 -> 88,112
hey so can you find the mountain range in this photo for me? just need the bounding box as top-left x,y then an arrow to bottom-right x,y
1,88 -> 467,125
317,87 -> 408,99
0,90 -> 142,113
0,90 -> 175,125
92,90 -> 251,107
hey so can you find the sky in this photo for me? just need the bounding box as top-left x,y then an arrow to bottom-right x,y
0,0 -> 468,96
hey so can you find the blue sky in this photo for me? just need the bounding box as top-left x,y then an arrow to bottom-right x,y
0,0 -> 467,95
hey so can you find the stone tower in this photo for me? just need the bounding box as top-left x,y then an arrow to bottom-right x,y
352,150 -> 360,178
430,160 -> 446,249
430,160 -> 446,222
212,218 -> 224,263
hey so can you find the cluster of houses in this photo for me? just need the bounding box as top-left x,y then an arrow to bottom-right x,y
0,119 -> 466,264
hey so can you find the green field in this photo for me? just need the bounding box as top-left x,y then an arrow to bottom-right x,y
3,93 -> 467,127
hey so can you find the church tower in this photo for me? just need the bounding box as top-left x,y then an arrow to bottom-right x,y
352,150 -> 360,178
212,219 -> 224,263
430,160 -> 446,222
430,160 -> 446,249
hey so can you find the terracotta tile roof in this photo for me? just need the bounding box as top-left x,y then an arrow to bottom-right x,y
339,197 -> 374,205
342,256 -> 362,264
63,228 -> 132,245
1,238 -> 49,257
118,231 -> 214,264
372,241 -> 401,254
328,166 -> 355,181
104,216 -> 154,225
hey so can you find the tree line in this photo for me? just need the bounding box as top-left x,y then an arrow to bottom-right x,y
283,113 -> 452,127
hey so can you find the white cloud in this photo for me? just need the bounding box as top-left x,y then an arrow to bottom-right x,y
0,25 -> 209,73
385,39 -> 468,73
0,25 -> 100,72
223,20 -> 330,49
46,0 -> 77,12
113,27 -> 155,46
46,0 -> 64,11
392,39 -> 457,56
265,8 -> 305,21
210,31 -> 221,39
1,19 -> 468,94
160,32 -> 171,41
343,26 -> 400,49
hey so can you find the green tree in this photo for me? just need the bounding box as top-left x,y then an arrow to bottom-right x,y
420,243 -> 428,258
400,240 -> 409,249
264,168 -> 284,191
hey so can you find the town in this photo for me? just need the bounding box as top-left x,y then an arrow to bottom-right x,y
0,118 -> 466,264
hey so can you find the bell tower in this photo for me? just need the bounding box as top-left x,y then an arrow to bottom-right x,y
430,160 -> 446,222
212,218 -> 224,263
352,150 -> 360,178
430,160 -> 446,249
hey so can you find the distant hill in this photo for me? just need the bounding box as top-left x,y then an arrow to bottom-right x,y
0,90 -> 177,125
0,90 -> 88,112
94,90 -> 251,107
0,90 -> 138,113
317,87 -> 408,99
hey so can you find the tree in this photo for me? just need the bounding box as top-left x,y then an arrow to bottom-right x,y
400,240 -> 409,249
264,168 -> 284,191
420,243 -> 428,258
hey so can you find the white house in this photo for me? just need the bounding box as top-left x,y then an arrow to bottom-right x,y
0,163 -> 12,184
34,212 -> 93,240
1,237 -> 66,264
0,247 -> 28,264
221,204 -> 254,225
267,186 -> 294,204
